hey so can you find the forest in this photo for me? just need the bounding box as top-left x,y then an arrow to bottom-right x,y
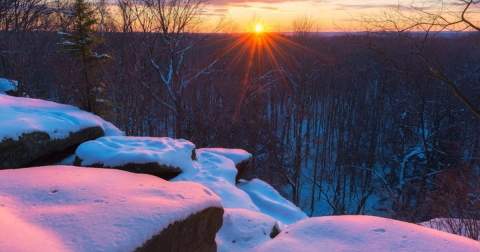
1,0 -> 479,240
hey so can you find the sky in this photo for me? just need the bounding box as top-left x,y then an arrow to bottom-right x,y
203,0 -> 479,32
206,0 -> 407,32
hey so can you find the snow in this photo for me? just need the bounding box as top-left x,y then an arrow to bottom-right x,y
75,140 -> 263,211
216,208 -> 281,252
75,136 -> 195,171
172,149 -> 260,211
251,215 -> 480,252
57,30 -> 71,36
57,154 -> 76,165
0,94 -> 123,141
59,41 -> 74,46
0,78 -> 17,94
238,178 -> 308,225
2,95 -> 479,251
94,53 -> 111,59
199,148 -> 252,165
0,166 -> 221,252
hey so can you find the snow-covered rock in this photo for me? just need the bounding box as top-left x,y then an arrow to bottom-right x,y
200,148 -> 252,182
200,148 -> 252,165
238,178 -> 308,225
0,95 -> 123,169
250,215 -> 480,252
0,166 -> 223,252
74,136 -> 195,179
0,94 -> 122,141
0,78 -> 18,95
172,149 -> 260,212
216,208 -> 282,252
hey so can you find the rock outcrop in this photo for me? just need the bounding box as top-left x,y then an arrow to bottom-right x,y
1,127 -> 104,169
74,136 -> 196,180
73,158 -> 183,180
0,166 -> 223,252
0,94 -> 124,169
135,207 -> 223,252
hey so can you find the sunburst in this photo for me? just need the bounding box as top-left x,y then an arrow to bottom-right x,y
207,29 -> 322,121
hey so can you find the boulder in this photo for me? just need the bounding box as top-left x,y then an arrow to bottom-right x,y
73,158 -> 183,180
0,94 -> 124,169
0,126 -> 104,169
135,207 -> 223,252
74,136 -> 196,180
235,156 -> 252,182
0,166 -> 223,252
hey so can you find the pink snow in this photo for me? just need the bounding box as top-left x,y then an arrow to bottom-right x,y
0,166 -> 222,252
251,215 -> 480,252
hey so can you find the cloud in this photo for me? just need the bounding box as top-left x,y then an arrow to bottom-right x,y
229,4 -> 280,11
209,0 -> 299,7
328,2 -> 445,12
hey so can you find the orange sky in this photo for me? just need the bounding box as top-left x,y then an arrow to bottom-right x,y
204,0 -> 479,32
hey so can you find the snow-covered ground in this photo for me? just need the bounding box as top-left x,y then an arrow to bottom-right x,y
171,148 -> 308,225
216,208 -> 281,252
238,179 -> 308,225
0,166 -> 221,252
0,94 -> 123,141
251,215 -> 480,252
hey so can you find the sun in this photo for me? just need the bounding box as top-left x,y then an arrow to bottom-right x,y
255,24 -> 264,33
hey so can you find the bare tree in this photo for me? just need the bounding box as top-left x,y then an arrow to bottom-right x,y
139,0 -> 225,138
361,0 -> 480,118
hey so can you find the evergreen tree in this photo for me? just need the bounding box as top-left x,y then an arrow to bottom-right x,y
58,0 -> 109,114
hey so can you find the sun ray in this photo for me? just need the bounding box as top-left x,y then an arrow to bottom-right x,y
212,30 -> 323,122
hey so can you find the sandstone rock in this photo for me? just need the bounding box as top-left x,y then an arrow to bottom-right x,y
74,136 -> 196,180
135,207 -> 224,252
73,157 -> 183,180
0,126 -> 104,169
235,156 -> 252,182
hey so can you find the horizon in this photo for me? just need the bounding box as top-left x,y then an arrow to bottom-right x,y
91,0 -> 480,33
200,0 -> 480,32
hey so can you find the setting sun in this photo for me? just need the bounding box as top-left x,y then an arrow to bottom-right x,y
255,24 -> 264,33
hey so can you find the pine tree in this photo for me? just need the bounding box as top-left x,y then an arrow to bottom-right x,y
58,0 -> 109,114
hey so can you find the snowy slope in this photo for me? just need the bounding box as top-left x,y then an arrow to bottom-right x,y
238,178 -> 308,225
0,94 -> 123,141
172,149 -> 260,211
0,166 -> 221,252
251,215 -> 480,252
